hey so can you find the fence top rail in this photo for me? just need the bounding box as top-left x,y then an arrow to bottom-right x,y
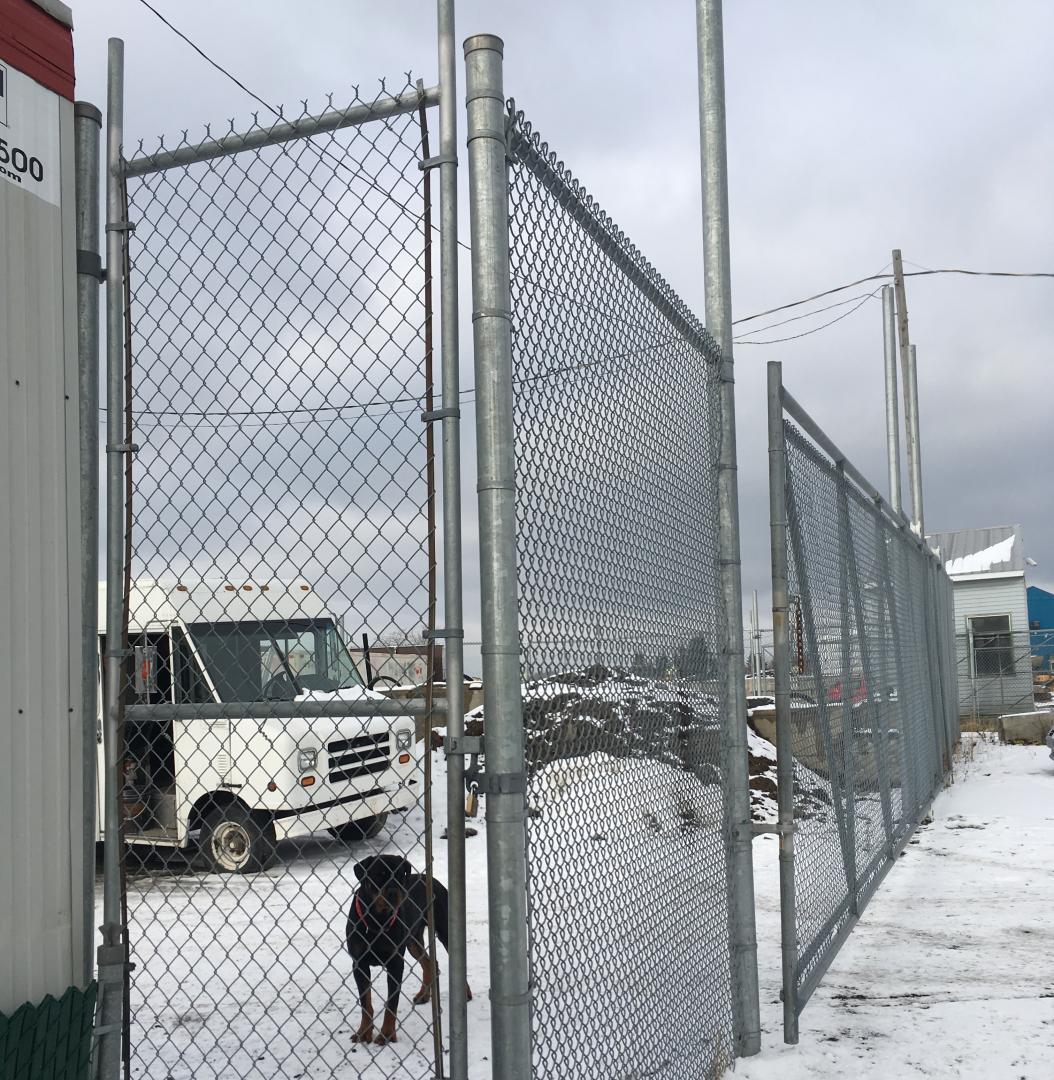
124,699 -> 439,722
781,384 -> 940,564
123,83 -> 440,178
507,109 -> 719,362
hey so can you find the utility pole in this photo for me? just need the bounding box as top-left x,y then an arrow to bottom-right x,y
881,285 -> 902,516
891,250 -> 924,535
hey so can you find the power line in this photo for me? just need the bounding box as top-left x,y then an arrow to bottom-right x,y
732,267 -> 1054,325
731,289 -> 879,341
734,290 -> 880,345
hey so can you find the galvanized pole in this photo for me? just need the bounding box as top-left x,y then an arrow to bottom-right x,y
766,361 -> 798,1044
463,33 -> 532,1080
96,38 -> 128,1080
907,343 -> 925,537
695,0 -> 762,1056
74,99 -> 102,991
436,1 -> 469,1076
881,285 -> 902,516
891,250 -> 923,535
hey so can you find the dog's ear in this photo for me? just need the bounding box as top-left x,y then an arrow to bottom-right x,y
353,860 -> 368,881
396,860 -> 413,886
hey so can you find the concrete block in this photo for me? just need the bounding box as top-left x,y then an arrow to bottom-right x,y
998,711 -> 1053,745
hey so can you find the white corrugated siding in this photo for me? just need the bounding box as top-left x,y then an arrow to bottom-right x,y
0,98 -> 85,1013
951,575 -> 1032,718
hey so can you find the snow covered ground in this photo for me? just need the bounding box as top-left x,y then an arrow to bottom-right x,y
100,730 -> 1054,1079
742,734 -> 1054,1080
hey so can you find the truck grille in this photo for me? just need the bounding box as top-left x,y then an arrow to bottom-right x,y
327,733 -> 390,784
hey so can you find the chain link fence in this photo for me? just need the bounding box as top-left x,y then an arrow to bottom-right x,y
953,630 -> 1037,721
767,365 -> 957,1042
500,107 -> 737,1079
105,78 -> 461,1080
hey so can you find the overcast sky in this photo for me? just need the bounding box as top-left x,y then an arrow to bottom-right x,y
74,1 -> 1054,660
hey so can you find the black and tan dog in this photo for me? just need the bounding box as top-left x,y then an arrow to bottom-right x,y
346,854 -> 470,1045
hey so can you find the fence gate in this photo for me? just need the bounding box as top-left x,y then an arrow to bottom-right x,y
101,58 -> 466,1080
766,361 -> 957,1043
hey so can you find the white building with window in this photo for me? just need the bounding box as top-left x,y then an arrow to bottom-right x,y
926,524 -> 1033,720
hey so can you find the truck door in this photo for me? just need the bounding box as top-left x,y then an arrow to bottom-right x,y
171,622 -> 229,840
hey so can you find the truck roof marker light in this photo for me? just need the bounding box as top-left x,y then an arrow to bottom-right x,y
175,585 -> 188,593
300,776 -> 316,787
261,585 -> 270,592
300,584 -> 310,591
398,753 -> 411,764
224,585 -> 236,592
243,585 -> 253,591
267,781 -> 277,792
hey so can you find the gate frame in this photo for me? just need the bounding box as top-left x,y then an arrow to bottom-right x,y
97,27 -> 468,1079
767,360 -> 953,1045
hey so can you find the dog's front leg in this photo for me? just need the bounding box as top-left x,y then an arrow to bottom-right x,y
350,964 -> 374,1043
375,954 -> 405,1045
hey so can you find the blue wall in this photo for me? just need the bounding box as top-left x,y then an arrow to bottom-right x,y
1027,585 -> 1054,669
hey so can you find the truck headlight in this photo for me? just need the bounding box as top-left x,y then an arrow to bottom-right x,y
395,729 -> 413,752
297,747 -> 318,772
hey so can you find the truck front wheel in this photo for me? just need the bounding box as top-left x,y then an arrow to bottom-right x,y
201,803 -> 276,873
327,812 -> 388,844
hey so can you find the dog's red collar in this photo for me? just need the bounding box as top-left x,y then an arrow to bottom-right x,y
354,893 -> 398,930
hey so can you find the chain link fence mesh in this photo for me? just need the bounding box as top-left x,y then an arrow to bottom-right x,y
780,418 -> 957,1014
504,108 -> 736,1079
110,81 -> 455,1080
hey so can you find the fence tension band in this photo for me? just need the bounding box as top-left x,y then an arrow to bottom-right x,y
105,220 -> 136,234
421,407 -> 461,422
77,249 -> 106,280
751,822 -> 794,837
477,772 -> 526,796
424,628 -> 464,639
419,152 -> 456,171
446,735 -> 483,756
105,443 -> 139,454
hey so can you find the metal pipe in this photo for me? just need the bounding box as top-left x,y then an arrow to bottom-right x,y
97,37 -> 127,1080
464,33 -> 532,1080
766,361 -> 798,1044
122,86 -> 440,177
123,700 -> 436,721
74,99 -> 102,992
881,286 -> 902,515
695,0 -> 761,1055
906,343 -> 925,537
437,2 -> 469,1077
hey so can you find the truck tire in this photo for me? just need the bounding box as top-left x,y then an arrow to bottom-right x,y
201,803 -> 276,873
327,812 -> 388,844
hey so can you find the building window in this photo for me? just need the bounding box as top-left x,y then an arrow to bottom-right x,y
969,615 -> 1015,676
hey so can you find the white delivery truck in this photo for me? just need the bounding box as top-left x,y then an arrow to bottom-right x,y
96,580 -> 421,872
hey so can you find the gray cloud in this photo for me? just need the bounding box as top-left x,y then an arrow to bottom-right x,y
77,0 -> 1054,656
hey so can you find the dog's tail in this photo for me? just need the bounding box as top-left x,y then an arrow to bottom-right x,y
430,877 -> 450,952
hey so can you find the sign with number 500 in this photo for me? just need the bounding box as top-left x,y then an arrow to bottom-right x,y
0,60 -> 59,206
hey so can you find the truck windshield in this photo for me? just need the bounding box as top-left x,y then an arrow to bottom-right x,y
189,619 -> 363,702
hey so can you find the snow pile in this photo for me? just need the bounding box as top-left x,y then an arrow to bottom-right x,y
468,666 -> 830,822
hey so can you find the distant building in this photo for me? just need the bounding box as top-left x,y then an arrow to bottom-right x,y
1027,584 -> 1054,673
926,524 -> 1033,720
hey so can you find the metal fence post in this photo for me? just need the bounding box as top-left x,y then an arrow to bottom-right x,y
74,98 -> 102,992
463,33 -> 532,1080
767,362 -> 798,1044
695,0 -> 761,1055
835,465 -> 859,916
96,37 -> 127,1080
437,2 -> 469,1076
